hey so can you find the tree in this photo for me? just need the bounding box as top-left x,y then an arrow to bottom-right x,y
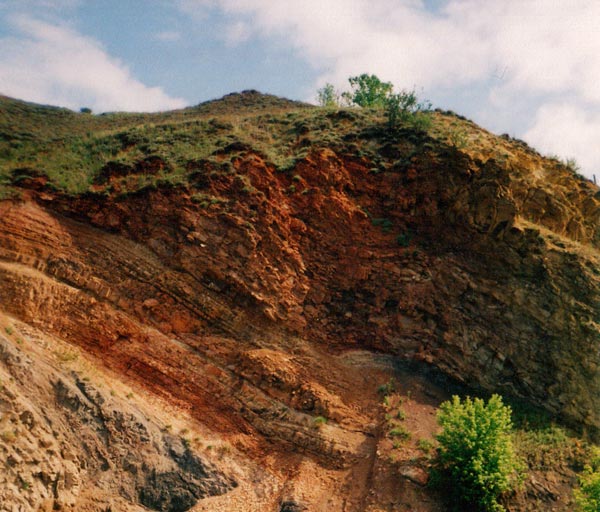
342,73 -> 393,108
316,83 -> 340,108
436,394 -> 523,512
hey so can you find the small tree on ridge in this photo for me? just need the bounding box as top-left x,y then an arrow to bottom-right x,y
342,73 -> 393,108
316,83 -> 340,108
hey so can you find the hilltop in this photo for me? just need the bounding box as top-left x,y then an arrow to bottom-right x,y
0,91 -> 599,511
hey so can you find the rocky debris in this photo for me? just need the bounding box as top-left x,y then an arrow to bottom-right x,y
0,327 -> 235,511
398,465 -> 429,486
279,500 -> 307,512
139,463 -> 233,512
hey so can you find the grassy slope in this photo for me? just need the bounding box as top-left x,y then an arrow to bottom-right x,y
0,91 -> 319,194
0,90 -> 530,195
0,89 -> 586,197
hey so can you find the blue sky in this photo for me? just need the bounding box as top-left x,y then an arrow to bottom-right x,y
1,0 -> 600,178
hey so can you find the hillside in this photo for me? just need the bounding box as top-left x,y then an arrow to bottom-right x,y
0,91 -> 599,511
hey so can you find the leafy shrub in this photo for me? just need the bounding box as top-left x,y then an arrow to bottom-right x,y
575,466 -> 600,511
418,438 -> 435,454
389,426 -> 411,440
385,90 -> 430,132
377,379 -> 396,396
436,394 -> 523,512
575,448 -> 600,511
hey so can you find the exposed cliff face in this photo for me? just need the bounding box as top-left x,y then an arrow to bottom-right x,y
14,141 -> 599,428
0,316 -> 238,512
0,94 -> 599,510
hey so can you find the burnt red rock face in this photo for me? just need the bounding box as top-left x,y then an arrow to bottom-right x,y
2,146 -> 600,434
10,167 -> 50,190
0,134 -> 599,510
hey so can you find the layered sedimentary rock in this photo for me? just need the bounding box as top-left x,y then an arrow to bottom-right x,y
1,103 -> 599,509
6,137 -> 598,429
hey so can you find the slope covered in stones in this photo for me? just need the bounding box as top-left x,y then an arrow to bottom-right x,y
0,91 -> 599,511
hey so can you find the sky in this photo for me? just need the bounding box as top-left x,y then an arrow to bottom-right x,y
1,0 -> 599,179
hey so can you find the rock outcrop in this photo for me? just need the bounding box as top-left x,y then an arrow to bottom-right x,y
0,94 -> 599,509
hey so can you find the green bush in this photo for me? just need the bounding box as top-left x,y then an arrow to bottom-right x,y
418,438 -> 435,454
377,379 -> 396,396
436,394 -> 523,512
389,426 -> 411,440
385,90 -> 430,132
575,466 -> 600,511
385,92 -> 408,131
575,449 -> 600,511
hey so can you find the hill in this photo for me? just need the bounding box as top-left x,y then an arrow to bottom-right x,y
0,91 -> 599,511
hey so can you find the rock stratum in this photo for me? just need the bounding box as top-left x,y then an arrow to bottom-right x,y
0,92 -> 599,510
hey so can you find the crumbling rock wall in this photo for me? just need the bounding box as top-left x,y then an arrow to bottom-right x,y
0,136 -> 599,512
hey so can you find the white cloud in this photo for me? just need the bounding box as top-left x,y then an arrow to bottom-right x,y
179,0 -> 600,178
525,104 -> 600,176
179,0 -> 493,91
180,0 -> 600,97
0,16 -> 186,112
176,0 -> 216,19
0,0 -> 81,17
450,1 -> 600,103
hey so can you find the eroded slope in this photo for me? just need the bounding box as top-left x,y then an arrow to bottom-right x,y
1,96 -> 600,510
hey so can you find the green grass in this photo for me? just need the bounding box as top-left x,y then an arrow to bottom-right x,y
0,91 -> 430,197
5,89 -> 590,221
0,92 -> 320,194
389,425 -> 411,440
417,438 -> 435,454
313,415 -> 328,428
513,424 -> 591,472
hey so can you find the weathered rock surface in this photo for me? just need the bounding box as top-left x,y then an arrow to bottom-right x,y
7,141 -> 599,428
0,103 -> 599,509
0,324 -> 236,511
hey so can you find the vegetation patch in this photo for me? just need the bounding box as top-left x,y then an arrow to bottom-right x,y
575,448 -> 600,511
435,394 -> 523,512
313,416 -> 328,428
